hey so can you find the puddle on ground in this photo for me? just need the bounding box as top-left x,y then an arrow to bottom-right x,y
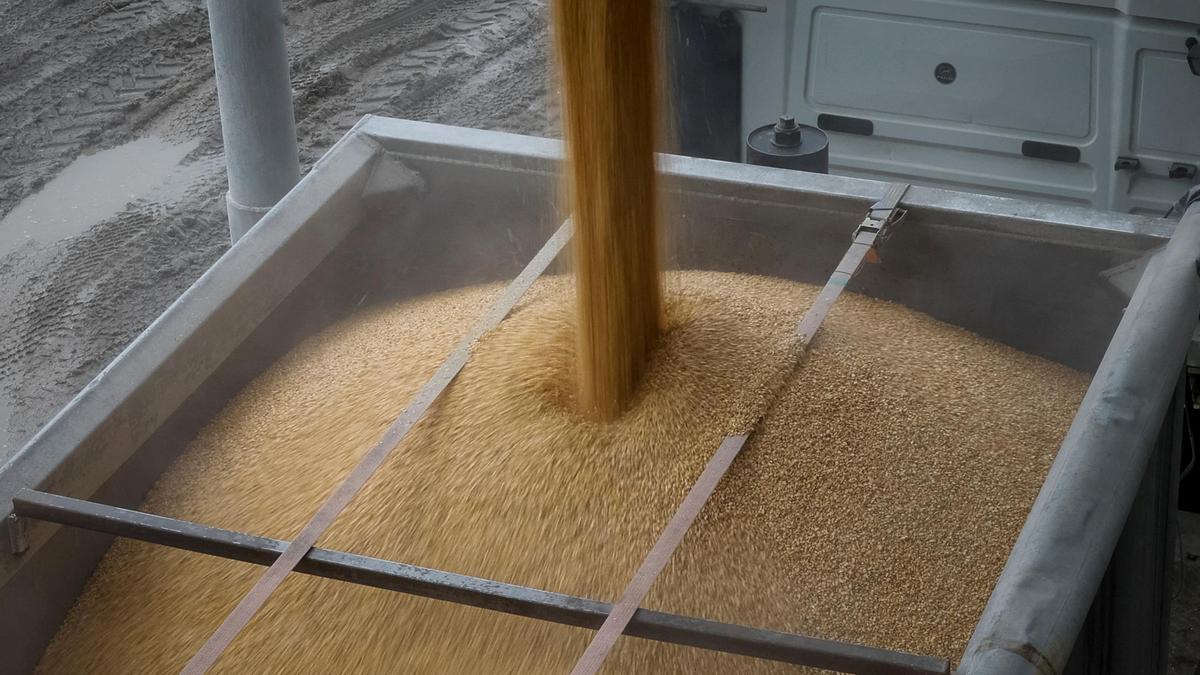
0,136 -> 200,255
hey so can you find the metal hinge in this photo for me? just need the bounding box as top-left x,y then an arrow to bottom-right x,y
854,182 -> 911,244
1114,156 -> 1140,171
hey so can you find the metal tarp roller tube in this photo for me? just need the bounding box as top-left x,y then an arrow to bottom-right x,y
959,202 -> 1200,674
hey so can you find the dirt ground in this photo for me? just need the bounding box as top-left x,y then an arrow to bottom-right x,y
0,0 -> 555,457
0,0 -> 1197,671
1175,511 -> 1200,675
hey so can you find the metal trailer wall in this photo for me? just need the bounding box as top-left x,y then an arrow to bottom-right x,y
0,118 -> 1185,672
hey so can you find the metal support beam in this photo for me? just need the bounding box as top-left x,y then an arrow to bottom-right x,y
12,488 -> 948,675
959,202 -> 1200,674
207,0 -> 302,242
1063,376 -> 1181,675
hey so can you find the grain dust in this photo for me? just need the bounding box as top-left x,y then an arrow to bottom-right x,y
38,271 -> 1088,673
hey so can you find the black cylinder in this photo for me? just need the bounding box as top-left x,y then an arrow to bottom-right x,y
745,116 -> 829,173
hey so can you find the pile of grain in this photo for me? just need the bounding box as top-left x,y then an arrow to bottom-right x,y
553,0 -> 664,420
39,272 -> 1088,673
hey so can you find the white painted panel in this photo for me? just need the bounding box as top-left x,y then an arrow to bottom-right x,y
1133,49 -> 1200,157
807,8 -> 1094,137
1051,0 -> 1200,23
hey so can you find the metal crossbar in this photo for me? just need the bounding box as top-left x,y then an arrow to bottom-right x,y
12,488 -> 949,675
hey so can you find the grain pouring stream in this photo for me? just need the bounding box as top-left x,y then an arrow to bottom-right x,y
553,0 -> 664,420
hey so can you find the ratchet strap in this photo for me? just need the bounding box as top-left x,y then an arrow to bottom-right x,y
570,183 -> 910,674
795,181 -> 909,347
182,219 -> 573,674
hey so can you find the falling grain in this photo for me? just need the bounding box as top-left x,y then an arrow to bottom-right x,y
553,0 -> 664,420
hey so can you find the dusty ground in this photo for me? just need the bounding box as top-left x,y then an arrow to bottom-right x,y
1175,511 -> 1200,675
0,0 -> 556,456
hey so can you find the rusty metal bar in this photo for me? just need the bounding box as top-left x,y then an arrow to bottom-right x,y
12,488 -> 949,675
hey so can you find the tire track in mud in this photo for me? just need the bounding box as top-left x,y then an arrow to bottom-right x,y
151,0 -> 510,154
381,4 -> 555,135
0,0 -> 555,457
294,0 -> 553,157
0,0 -> 182,100
0,1 -> 213,217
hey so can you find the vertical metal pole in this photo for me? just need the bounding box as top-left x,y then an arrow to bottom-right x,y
206,0 -> 301,243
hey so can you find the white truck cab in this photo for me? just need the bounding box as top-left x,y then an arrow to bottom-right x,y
673,0 -> 1200,214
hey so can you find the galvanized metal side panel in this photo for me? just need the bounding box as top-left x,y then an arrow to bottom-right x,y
358,116 -> 1172,249
357,115 -> 1171,372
